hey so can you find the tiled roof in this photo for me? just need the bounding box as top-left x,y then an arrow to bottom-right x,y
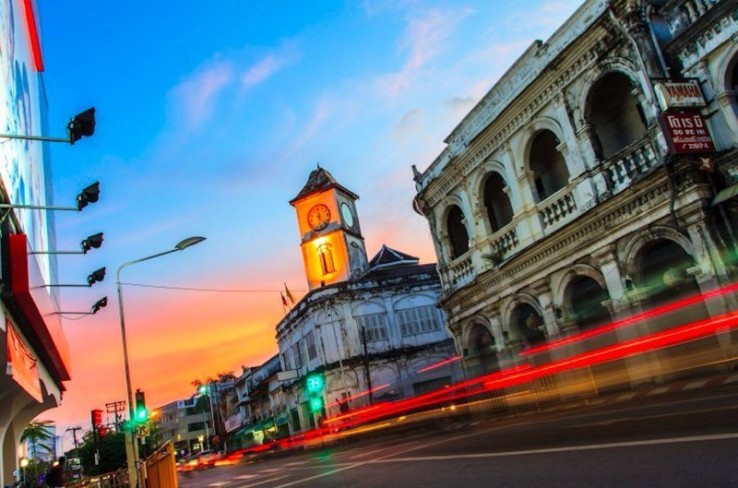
290,165 -> 358,204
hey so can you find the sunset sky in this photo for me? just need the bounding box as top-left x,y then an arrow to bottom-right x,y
37,0 -> 582,445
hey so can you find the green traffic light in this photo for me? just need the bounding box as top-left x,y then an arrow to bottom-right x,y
306,373 -> 324,394
199,385 -> 209,395
135,407 -> 149,423
309,396 -> 323,413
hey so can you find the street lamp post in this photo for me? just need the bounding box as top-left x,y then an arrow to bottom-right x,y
116,236 -> 206,488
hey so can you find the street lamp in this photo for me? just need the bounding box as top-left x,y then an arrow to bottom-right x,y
116,236 -> 205,487
19,457 -> 29,486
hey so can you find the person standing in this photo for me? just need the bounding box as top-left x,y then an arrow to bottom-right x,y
45,456 -> 66,487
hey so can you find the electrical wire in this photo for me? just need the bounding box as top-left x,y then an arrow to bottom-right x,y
119,282 -> 306,294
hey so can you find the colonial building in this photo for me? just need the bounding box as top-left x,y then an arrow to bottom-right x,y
277,167 -> 460,433
413,0 -> 738,386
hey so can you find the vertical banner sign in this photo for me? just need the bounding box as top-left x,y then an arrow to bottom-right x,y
659,112 -> 715,155
6,320 -> 42,401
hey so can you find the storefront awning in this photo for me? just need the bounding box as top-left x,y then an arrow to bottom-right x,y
712,183 -> 738,206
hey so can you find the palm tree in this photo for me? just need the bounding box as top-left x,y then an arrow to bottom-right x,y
20,420 -> 55,460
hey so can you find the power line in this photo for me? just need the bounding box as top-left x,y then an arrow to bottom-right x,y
119,282 -> 306,294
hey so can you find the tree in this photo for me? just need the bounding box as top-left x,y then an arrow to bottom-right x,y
20,420 -> 55,460
78,430 -> 126,475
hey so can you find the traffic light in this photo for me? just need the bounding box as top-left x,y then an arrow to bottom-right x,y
306,372 -> 325,414
309,396 -> 323,413
306,373 -> 325,395
91,409 -> 103,429
134,389 -> 149,423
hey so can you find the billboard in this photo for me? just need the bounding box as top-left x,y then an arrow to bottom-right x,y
0,0 -> 53,283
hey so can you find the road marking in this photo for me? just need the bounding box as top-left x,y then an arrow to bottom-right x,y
232,474 -> 289,488
260,468 -> 282,473
348,439 -> 423,459
209,483 -> 231,487
370,432 -> 738,463
269,426 -> 498,487
234,474 -> 258,480
284,461 -> 310,466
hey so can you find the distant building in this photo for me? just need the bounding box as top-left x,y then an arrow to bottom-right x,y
412,0 -> 738,386
156,397 -> 213,456
277,167 -> 460,433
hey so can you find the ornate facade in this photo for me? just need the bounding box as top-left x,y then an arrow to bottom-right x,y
413,0 -> 738,383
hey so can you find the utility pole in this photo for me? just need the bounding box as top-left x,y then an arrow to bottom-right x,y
361,326 -> 373,405
106,400 -> 126,432
66,427 -> 83,452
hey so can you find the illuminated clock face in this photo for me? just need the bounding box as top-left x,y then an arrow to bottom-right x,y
340,202 -> 354,227
307,204 -> 331,230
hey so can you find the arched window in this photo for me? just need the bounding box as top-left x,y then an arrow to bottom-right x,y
446,205 -> 469,259
529,130 -> 569,201
483,172 -> 514,232
587,72 -> 648,158
317,244 -> 335,275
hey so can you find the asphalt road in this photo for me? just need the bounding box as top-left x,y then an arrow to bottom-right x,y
179,386 -> 738,487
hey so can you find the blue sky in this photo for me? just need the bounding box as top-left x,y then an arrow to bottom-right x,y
36,0 -> 582,432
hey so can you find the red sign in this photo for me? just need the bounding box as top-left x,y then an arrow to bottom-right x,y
6,320 -> 42,401
660,112 -> 715,155
91,409 -> 103,428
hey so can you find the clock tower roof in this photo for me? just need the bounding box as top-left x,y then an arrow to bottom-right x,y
290,166 -> 359,205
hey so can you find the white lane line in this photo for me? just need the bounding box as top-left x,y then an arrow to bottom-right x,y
231,474 -> 290,488
269,425 -> 500,487
209,483 -> 231,487
260,468 -> 282,473
234,474 -> 258,480
348,439 -> 423,459
284,461 -> 310,466
371,432 -> 738,463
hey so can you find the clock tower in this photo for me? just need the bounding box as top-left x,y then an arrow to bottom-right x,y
290,166 -> 369,291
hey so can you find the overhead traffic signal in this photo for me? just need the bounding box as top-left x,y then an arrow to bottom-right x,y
134,389 -> 149,423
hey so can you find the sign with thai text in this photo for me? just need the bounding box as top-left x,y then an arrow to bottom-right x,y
655,80 -> 706,110
660,112 -> 715,155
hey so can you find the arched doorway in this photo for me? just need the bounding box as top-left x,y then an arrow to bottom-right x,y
511,303 -> 546,348
469,324 -> 498,376
635,239 -> 712,381
565,275 -> 612,329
